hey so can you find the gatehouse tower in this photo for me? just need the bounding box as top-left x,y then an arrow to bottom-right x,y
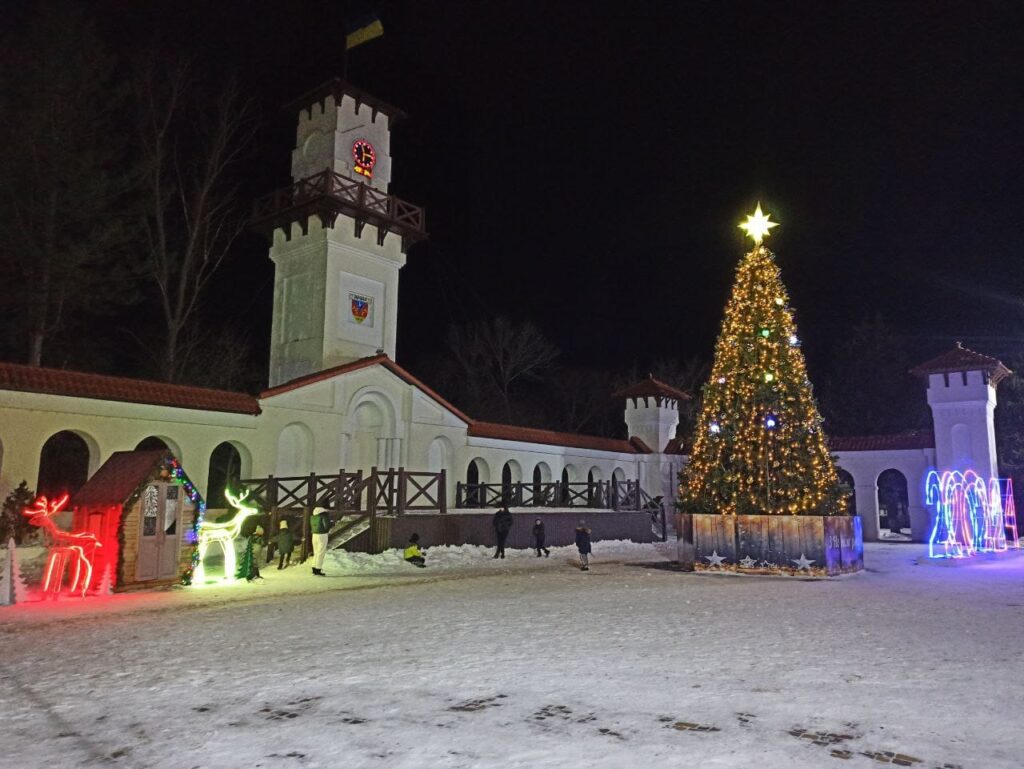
911,342 -> 1011,478
253,80 -> 427,387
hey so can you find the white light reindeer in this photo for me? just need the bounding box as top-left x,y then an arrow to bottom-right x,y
192,489 -> 259,583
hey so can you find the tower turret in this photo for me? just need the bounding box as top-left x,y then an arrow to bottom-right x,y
615,375 -> 691,452
252,80 -> 427,387
911,343 -> 1011,478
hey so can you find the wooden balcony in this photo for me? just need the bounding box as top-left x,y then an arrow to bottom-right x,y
251,169 -> 427,251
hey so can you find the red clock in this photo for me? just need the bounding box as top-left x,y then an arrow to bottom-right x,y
352,139 -> 376,178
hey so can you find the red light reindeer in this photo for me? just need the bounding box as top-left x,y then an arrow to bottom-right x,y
23,494 -> 102,597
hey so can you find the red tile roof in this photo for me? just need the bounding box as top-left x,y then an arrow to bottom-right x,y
910,343 -> 1011,385
664,437 -> 689,455
260,354 -> 472,423
828,430 -> 935,452
613,374 -> 691,403
0,362 -> 261,415
73,450 -> 169,506
468,421 -> 644,454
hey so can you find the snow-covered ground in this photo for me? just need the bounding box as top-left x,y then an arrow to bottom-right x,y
1,541 -> 1021,768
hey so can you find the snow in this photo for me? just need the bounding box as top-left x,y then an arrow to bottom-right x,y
1,542 -> 1022,768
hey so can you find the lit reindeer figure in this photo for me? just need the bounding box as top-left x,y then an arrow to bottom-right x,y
192,489 -> 259,583
23,493 -> 102,598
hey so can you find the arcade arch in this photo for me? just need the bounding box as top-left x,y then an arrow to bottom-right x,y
37,430 -> 97,496
207,441 -> 251,508
878,469 -> 910,537
836,468 -> 857,516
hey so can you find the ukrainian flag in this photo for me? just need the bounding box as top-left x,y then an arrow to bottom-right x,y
346,13 -> 384,50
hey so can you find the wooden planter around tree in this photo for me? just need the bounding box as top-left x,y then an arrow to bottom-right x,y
676,513 -> 863,576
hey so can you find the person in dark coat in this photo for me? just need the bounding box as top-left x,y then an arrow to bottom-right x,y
404,532 -> 426,568
531,517 -> 550,557
276,519 -> 295,569
574,520 -> 592,571
492,505 -> 514,559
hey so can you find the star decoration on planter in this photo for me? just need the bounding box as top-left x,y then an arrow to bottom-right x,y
739,555 -> 758,569
704,550 -> 726,567
791,553 -> 815,571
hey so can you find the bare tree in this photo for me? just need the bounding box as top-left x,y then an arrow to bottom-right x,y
0,4 -> 131,366
133,59 -> 255,382
446,317 -> 560,422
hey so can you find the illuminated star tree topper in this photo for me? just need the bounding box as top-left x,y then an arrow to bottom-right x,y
738,202 -> 779,245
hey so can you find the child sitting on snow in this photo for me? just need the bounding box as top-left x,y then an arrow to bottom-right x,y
404,532 -> 426,568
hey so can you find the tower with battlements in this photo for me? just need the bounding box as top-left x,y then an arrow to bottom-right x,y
253,80 -> 427,387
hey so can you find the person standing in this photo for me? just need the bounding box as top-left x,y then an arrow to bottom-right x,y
532,517 -> 550,557
492,505 -> 513,559
276,519 -> 294,570
404,532 -> 426,568
310,506 -> 331,576
574,519 -> 592,571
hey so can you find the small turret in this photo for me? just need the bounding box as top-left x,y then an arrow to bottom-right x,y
910,342 -> 1011,478
614,375 -> 691,452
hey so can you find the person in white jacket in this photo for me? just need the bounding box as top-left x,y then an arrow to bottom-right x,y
310,507 -> 331,576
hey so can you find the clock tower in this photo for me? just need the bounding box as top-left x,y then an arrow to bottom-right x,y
253,79 -> 427,387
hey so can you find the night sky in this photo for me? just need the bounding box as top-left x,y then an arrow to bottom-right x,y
25,2 -> 1024,381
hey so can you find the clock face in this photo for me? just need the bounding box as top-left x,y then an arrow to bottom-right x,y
352,139 -> 376,177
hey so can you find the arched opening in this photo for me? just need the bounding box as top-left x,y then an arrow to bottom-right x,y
837,468 -> 857,517
136,436 -> 168,451
501,461 -> 516,505
532,462 -> 551,505
37,430 -> 92,497
276,423 -> 314,477
135,435 -> 184,459
207,442 -> 243,509
878,469 -> 910,540
466,458 -> 490,507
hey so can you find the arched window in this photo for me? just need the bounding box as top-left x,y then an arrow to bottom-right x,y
836,468 -> 857,516
466,459 -> 481,507
502,462 -> 514,505
135,436 -> 168,451
207,442 -> 243,509
878,469 -> 910,537
37,431 -> 91,496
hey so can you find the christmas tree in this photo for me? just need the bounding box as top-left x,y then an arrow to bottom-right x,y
679,204 -> 846,517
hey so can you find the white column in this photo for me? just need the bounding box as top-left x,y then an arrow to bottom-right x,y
376,437 -> 388,468
855,483 -> 880,542
906,474 -> 930,543
388,437 -> 403,468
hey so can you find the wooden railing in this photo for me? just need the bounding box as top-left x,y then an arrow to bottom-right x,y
455,480 -> 647,511
251,168 -> 427,248
239,467 -> 446,517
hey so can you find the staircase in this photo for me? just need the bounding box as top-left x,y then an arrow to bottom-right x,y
327,513 -> 372,550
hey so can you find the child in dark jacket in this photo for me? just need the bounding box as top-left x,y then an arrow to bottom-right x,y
574,520 -> 592,571
276,519 -> 294,569
531,518 -> 550,557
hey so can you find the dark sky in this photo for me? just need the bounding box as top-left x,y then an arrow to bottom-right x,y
68,2 -> 1024,379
